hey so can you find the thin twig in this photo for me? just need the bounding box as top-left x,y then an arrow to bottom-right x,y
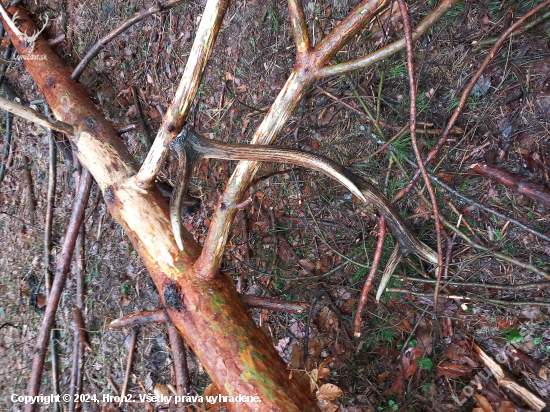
70,0 -> 185,80
397,0 -> 443,304
167,325 -> 190,398
0,110 -> 12,186
0,96 -> 74,134
22,155 -> 35,226
132,86 -> 152,146
318,0 -> 461,77
26,170 -> 93,407
399,276 -> 550,291
43,104 -> 57,295
119,329 -> 138,406
0,211 -> 43,231
387,288 -> 550,307
394,0 -> 550,202
354,216 -> 386,337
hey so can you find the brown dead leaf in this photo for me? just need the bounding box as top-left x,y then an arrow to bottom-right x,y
291,342 -> 304,369
319,306 -> 339,333
235,84 -> 247,93
36,295 -> 47,308
539,365 -> 548,380
378,371 -> 390,382
153,384 -> 170,405
499,401 -> 516,412
203,383 -> 224,411
317,383 -> 342,401
436,172 -> 454,184
473,394 -> 494,412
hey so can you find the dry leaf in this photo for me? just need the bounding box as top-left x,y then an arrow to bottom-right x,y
235,84 -> 247,93
318,367 -> 330,380
203,383 -> 224,411
378,371 -> 390,382
317,383 -> 343,401
499,401 -> 516,412
539,365 -> 547,381
153,383 -> 170,405
472,394 -> 494,412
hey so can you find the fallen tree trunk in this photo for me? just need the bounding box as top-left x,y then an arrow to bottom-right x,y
4,7 -> 319,411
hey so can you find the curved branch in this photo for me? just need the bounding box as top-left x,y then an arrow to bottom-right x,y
70,0 -> 185,80
170,126 -> 437,278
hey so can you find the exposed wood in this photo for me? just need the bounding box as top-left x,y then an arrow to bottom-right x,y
136,0 -> 233,186
6,7 -> 320,411
472,342 -> 546,411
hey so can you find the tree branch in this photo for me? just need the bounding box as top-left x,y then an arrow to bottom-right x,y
287,0 -> 310,53
318,0 -> 460,78
394,0 -> 550,202
135,0 -> 232,187
0,96 -> 74,134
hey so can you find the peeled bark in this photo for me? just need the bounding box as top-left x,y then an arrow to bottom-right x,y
4,7 -> 319,412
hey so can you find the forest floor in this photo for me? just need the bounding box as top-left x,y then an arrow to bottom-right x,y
1,0 -> 550,411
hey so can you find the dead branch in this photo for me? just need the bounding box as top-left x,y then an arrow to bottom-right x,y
119,329 -> 138,407
0,101 -> 12,187
26,169 -> 93,411
472,343 -> 546,411
131,86 -> 152,146
318,0 -> 460,77
397,0 -> 443,295
43,104 -> 57,295
387,288 -> 550,308
110,296 -> 311,329
354,216 -> 386,337
70,0 -> 185,80
394,0 -> 550,202
22,155 -> 35,226
399,276 -> 550,291
471,162 -> 550,208
473,9 -> 550,52
440,216 -> 550,281
135,0 -> 232,187
167,324 -> 190,398
0,96 -> 74,134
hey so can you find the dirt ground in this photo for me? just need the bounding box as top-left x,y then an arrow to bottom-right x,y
1,0 -> 550,411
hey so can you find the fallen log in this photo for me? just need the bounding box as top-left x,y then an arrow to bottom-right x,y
3,6 -> 318,411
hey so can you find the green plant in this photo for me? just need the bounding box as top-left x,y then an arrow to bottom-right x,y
379,400 -> 399,411
417,357 -> 433,371
501,327 -> 524,344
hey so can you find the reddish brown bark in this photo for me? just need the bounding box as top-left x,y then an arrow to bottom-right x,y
471,162 -> 550,208
354,216 -> 386,337
167,324 -> 190,398
25,169 -> 93,409
6,8 -> 319,411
